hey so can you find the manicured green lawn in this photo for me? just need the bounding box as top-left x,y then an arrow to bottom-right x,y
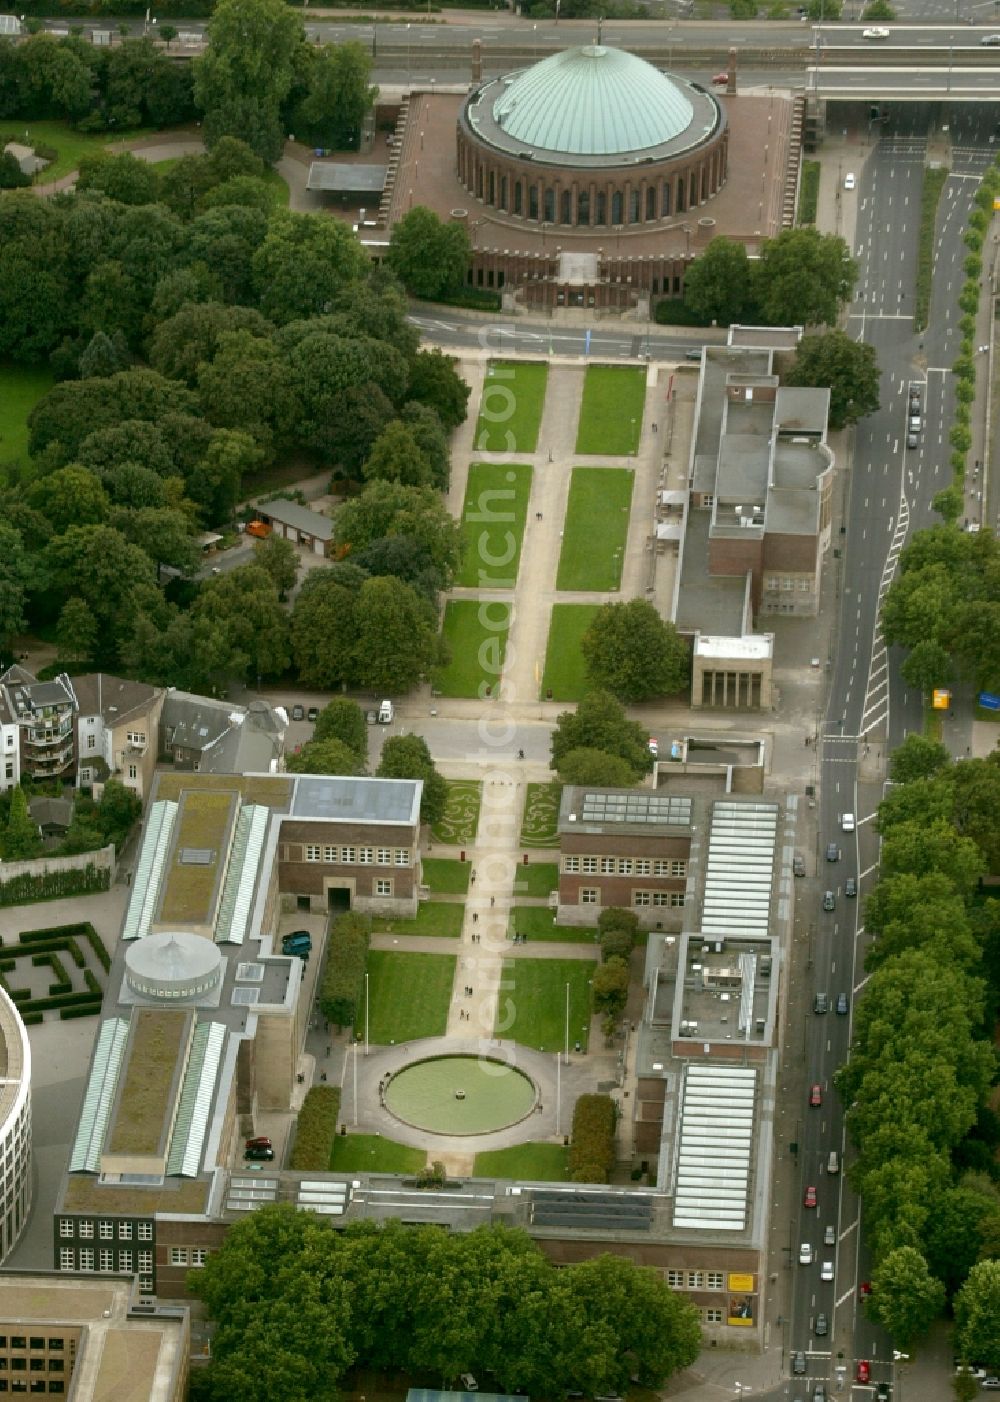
541,603 -> 600,701
495,958 -> 594,1052
373,901 -> 463,938
474,360 -> 548,454
362,951 -> 456,1044
457,462 -> 533,589
556,469 -> 633,591
575,365 -> 647,455
435,599 -> 511,699
0,364 -> 55,470
421,859 -> 471,894
473,1141 -> 570,1181
513,862 -> 559,898
330,1133 -> 427,1173
430,781 -> 482,847
510,907 -> 595,943
519,782 -> 562,848
21,119 -> 148,183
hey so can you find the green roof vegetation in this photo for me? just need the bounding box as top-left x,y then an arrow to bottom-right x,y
63,1173 -> 211,1217
108,1009 -> 189,1156
154,773 -> 292,808
158,789 -> 236,927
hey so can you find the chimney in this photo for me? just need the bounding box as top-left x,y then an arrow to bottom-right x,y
472,38 -> 482,84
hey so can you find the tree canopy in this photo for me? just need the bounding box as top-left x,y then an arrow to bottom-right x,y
551,690 -> 653,781
191,1210 -> 701,1401
786,328 -> 881,430
754,226 -> 857,327
387,206 -> 471,300
582,599 -> 690,702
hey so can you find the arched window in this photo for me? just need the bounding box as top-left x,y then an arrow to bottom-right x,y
543,187 -> 555,222
529,185 -> 539,220
595,191 -> 607,225
661,181 -> 671,217
488,170 -> 495,206
560,189 -> 572,225
500,175 -> 508,211
676,178 -> 685,214
577,189 -> 590,225
646,186 -> 656,220
611,190 -> 623,224
514,181 -> 524,215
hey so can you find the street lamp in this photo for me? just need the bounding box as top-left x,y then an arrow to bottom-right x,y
364,971 -> 370,1056
563,980 -> 570,1065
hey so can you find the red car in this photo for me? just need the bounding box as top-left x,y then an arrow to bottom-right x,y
711,71 -> 729,85
859,1280 -> 872,1298
810,1083 -> 823,1106
857,1361 -> 871,1384
804,1185 -> 817,1208
245,1136 -> 272,1151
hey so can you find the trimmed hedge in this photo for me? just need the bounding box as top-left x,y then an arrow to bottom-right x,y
59,1002 -> 102,1021
84,970 -> 101,997
48,982 -> 72,997
797,159 -> 820,225
21,990 -> 102,1014
319,913 -> 370,1031
568,1093 -> 617,1184
915,165 -> 949,333
289,1086 -> 342,1171
0,864 -> 109,907
32,950 -> 69,986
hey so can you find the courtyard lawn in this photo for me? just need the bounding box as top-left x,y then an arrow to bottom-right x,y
372,901 -> 464,938
541,603 -> 600,701
575,365 -> 647,455
457,462 -> 533,589
510,907 -> 595,943
556,468 -> 633,591
519,782 -> 561,848
473,1141 -> 570,1182
362,951 -> 456,1044
0,364 -> 55,472
430,781 -> 482,847
513,862 -> 559,899
435,599 -> 511,699
330,1134 -> 426,1174
474,360 -> 548,454
495,958 -> 594,1052
421,858 -> 471,895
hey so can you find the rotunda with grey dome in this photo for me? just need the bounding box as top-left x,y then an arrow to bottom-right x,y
457,44 -> 727,230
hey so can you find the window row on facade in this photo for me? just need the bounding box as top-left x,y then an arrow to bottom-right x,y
58,1247 -> 153,1276
577,889 -> 685,907
563,856 -> 687,877
666,1268 -> 726,1289
58,1218 -> 152,1240
302,846 -> 411,866
0,1342 -> 65,1355
0,1381 -> 67,1393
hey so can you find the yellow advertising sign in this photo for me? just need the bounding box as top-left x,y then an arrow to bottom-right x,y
728,1273 -> 755,1291
994,197 -> 1000,210
932,689 -> 951,711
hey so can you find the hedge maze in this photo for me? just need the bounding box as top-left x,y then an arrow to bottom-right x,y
0,922 -> 110,1024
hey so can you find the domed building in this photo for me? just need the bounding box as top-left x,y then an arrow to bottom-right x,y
457,44 -> 728,232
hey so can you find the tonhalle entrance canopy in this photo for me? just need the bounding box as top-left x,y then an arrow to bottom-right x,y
306,163 -> 388,195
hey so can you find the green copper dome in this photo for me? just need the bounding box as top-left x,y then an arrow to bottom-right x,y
493,45 -> 695,157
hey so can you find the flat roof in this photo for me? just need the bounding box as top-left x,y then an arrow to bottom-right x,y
0,1275 -> 188,1402
559,786 -> 692,834
694,634 -> 773,660
306,162 -> 387,193
292,775 -> 421,826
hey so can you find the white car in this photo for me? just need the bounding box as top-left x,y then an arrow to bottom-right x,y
844,172 -> 856,191
981,32 -> 1000,43
862,25 -> 890,37
800,1242 -> 814,1264
841,813 -> 856,832
821,1260 -> 834,1282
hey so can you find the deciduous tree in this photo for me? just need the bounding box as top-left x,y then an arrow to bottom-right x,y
377,733 -> 448,824
387,206 -> 470,300
753,226 -> 857,327
682,236 -> 752,325
786,328 -> 881,429
582,599 -> 690,701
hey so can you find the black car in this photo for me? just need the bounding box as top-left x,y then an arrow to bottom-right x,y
836,992 -> 849,1015
307,707 -> 319,722
291,703 -> 305,721
814,1312 -> 828,1336
245,1145 -> 275,1161
845,876 -> 857,898
792,1351 -> 807,1375
814,992 -> 829,1014
823,890 -> 836,912
826,842 -> 840,862
793,854 -> 806,877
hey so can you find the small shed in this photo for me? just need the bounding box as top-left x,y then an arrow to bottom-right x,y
254,498 -> 334,557
306,162 -> 387,207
